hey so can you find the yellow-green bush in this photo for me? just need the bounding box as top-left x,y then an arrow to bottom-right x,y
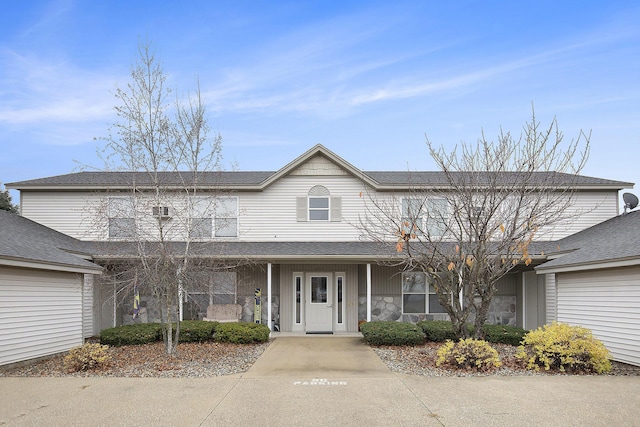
436,338 -> 502,372
516,322 -> 611,374
63,343 -> 112,372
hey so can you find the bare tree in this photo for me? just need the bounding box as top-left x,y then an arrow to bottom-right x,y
359,112 -> 590,339
95,40 -> 232,355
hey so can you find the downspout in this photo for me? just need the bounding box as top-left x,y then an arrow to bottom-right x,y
267,263 -> 272,331
366,263 -> 372,322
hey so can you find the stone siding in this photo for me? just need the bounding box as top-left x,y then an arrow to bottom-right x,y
358,294 -> 517,326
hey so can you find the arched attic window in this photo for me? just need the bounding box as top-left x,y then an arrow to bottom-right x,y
296,185 -> 342,222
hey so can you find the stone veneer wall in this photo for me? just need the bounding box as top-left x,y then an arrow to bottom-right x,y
485,296 -> 517,326
238,295 -> 279,328
358,294 -> 517,326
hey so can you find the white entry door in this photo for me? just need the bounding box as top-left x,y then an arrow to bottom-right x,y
305,274 -> 333,332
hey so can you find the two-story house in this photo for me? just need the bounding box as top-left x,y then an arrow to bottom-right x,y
8,144 -> 633,342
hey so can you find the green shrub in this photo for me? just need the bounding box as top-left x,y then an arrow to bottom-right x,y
63,343 -> 112,372
516,322 -> 612,374
100,321 -> 220,346
100,323 -> 162,346
417,320 -> 457,342
482,324 -> 527,346
418,321 -> 527,346
179,320 -> 218,343
360,321 -> 425,346
214,322 -> 271,344
436,338 -> 502,372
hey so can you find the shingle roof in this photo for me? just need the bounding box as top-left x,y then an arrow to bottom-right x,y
363,171 -> 632,188
537,210 -> 640,271
88,241 -> 402,261
0,210 -> 102,271
7,171 -> 274,188
8,170 -> 632,191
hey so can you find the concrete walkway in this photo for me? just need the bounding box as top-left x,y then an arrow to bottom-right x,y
1,337 -> 640,426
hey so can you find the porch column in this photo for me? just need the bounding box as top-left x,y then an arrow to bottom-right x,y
366,263 -> 372,322
521,272 -> 526,330
267,263 -> 272,331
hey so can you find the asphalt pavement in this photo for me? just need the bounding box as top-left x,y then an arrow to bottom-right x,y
1,336 -> 639,426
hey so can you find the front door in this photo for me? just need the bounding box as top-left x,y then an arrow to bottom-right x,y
305,274 -> 333,332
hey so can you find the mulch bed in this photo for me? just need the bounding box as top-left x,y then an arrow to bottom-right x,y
1,340 -> 638,378
0,342 -> 269,378
372,342 -> 640,377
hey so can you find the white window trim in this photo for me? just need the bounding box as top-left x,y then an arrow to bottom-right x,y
401,271 -> 449,315
214,196 -> 239,238
292,273 -> 304,331
107,196 -> 136,239
308,196 -> 330,222
335,272 -> 346,330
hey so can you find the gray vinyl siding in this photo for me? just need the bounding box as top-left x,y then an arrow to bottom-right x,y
0,266 -> 83,366
545,273 -> 557,323
556,266 -> 640,366
522,271 -> 546,329
237,265 -> 278,298
358,264 -> 401,296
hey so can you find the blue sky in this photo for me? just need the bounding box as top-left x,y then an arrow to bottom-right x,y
1,1 -> 639,199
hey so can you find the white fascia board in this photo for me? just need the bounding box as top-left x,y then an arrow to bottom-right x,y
535,257 -> 640,274
0,257 -> 103,274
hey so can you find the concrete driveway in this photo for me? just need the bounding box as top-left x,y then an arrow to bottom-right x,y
1,336 -> 639,426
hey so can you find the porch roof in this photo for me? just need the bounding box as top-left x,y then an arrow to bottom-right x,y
88,240 -> 555,264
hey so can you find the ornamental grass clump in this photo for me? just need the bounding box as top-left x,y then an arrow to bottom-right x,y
63,343 -> 112,373
436,338 -> 502,372
516,322 -> 611,374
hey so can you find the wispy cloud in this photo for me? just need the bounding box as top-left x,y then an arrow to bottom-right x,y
200,10 -> 640,120
0,50 -> 117,126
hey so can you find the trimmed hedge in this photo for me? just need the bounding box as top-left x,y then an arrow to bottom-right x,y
100,323 -> 163,346
179,320 -> 218,343
417,321 -> 527,346
214,322 -> 271,344
482,324 -> 527,346
100,321 -> 219,346
360,321 -> 425,346
417,320 -> 457,342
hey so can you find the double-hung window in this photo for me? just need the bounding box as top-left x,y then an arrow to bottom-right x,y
296,185 -> 341,222
402,272 -> 447,314
214,197 -> 238,237
401,198 -> 423,237
401,197 -> 448,238
425,198 -> 448,237
190,198 -> 213,239
189,197 -> 238,239
308,196 -> 329,221
108,197 -> 135,239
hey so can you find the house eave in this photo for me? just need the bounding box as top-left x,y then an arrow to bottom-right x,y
0,257 -> 103,275
536,256 -> 640,274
